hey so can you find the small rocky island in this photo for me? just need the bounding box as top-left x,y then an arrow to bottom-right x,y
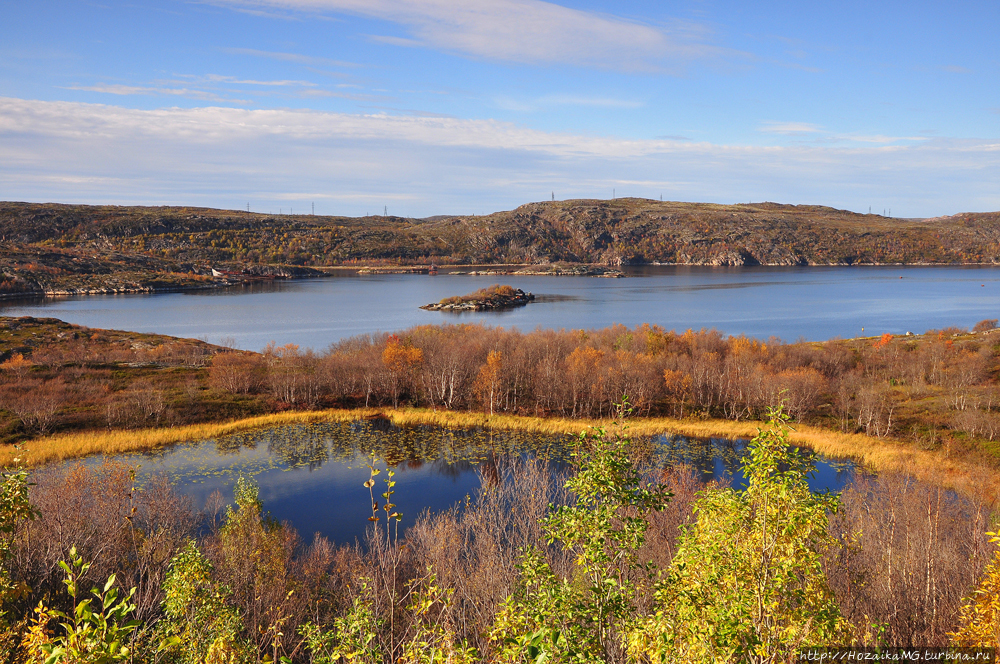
421,284 -> 534,311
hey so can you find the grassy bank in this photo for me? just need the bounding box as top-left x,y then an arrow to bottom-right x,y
4,407 -> 998,506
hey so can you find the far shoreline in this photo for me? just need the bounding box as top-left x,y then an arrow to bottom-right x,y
4,260 -> 998,305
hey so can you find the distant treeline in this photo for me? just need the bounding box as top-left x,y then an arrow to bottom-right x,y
3,317 -> 1000,462
208,320 -> 1000,448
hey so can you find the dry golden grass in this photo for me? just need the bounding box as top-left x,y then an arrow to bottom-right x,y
4,407 -> 998,505
0,410 -> 367,467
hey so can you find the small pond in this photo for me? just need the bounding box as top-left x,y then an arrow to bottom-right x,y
63,421 -> 859,545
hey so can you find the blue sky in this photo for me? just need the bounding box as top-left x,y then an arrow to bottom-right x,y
1,0 -> 997,217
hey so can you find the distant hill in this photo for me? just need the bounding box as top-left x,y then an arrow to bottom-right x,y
2,199 -> 999,297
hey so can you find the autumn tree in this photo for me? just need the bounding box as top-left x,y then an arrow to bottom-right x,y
382,335 -> 424,408
264,342 -> 323,407
106,379 -> 166,429
566,346 -> 604,417
474,350 -> 503,416
663,369 -> 692,418
0,378 -> 66,434
492,405 -> 671,662
209,351 -> 266,394
630,408 -> 847,662
0,353 -> 32,380
414,326 -> 480,411
951,533 -> 1000,647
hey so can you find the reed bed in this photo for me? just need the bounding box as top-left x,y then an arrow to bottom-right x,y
4,407 -> 998,505
0,410 -> 367,467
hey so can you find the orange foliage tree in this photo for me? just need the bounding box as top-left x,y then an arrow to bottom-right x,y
0,353 -> 33,380
566,346 -> 604,418
663,369 -> 692,418
474,350 -> 504,416
382,335 -> 424,407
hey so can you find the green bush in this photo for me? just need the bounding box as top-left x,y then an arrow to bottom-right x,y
629,406 -> 848,663
490,402 -> 671,662
157,541 -> 249,664
26,547 -> 139,664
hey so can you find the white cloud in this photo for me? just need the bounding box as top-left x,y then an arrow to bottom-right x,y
759,122 -> 930,146
67,73 -> 331,103
199,74 -> 318,86
759,121 -> 822,135
836,133 -> 929,144
65,84 -> 244,102
0,97 -> 997,217
213,0 -> 720,71
221,47 -> 363,69
494,93 -> 642,112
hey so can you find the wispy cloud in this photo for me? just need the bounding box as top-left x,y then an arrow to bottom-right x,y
367,35 -> 425,48
212,0 -> 723,71
298,89 -> 391,101
221,47 -> 363,69
758,121 -> 822,135
495,94 -> 642,112
66,72 -> 331,103
759,122 -> 928,145
837,133 -> 929,144
1,97 -> 996,217
65,84 -> 246,103
196,74 -> 318,87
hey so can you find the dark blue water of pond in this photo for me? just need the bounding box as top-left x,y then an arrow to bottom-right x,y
3,265 -> 1000,351
66,421 -> 858,545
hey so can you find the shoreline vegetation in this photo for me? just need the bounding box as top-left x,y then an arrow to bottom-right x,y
4,318 -> 1000,658
2,407 -> 997,660
420,284 -> 535,311
4,314 -> 1000,507
4,406 -> 999,505
4,198 -> 1000,300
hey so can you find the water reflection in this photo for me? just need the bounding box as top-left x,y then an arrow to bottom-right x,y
72,421 -> 857,544
650,433 -> 858,490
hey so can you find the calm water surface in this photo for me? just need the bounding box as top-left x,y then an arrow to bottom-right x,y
65,421 -> 857,544
3,265 -> 999,351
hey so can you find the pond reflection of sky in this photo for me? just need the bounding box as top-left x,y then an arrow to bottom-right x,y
68,421 -> 858,545
650,434 -> 859,493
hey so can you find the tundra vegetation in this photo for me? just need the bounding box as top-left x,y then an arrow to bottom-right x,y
4,199 -> 1000,296
0,406 -> 997,662
4,316 -> 1000,471
3,317 -> 1000,658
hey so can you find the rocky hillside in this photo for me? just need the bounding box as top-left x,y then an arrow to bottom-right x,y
414,199 -> 1000,266
2,199 -> 1000,297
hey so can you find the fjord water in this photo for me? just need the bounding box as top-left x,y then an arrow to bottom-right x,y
65,421 -> 856,544
3,265 -> 1000,351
